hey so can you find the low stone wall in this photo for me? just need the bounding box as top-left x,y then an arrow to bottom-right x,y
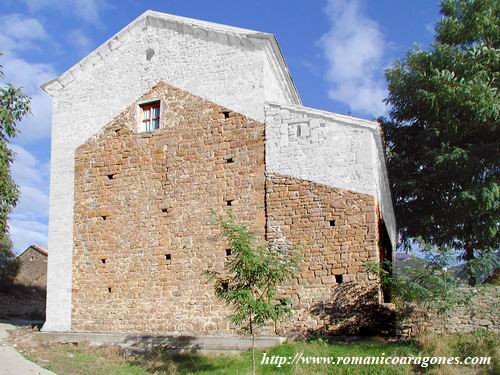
0,289 -> 46,320
396,286 -> 499,338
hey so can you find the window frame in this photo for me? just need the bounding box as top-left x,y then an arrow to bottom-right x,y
139,100 -> 161,132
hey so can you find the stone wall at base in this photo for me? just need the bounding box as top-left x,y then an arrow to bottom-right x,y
265,174 -> 383,336
0,290 -> 46,320
396,287 -> 500,338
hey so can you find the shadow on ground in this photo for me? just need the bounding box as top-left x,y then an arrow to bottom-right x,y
123,336 -> 226,373
308,282 -> 413,337
129,350 -> 223,374
0,283 -> 46,322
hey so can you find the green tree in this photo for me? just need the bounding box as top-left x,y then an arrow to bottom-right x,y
0,57 -> 30,234
205,214 -> 299,375
0,56 -> 31,283
367,242 -> 467,315
381,0 -> 499,284
0,235 -> 19,287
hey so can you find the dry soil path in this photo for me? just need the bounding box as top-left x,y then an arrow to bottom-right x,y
0,322 -> 55,375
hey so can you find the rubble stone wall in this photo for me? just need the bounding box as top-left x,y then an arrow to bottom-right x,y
15,247 -> 48,289
72,82 -> 265,333
266,174 -> 381,336
72,82 -> 386,335
264,103 -> 397,248
397,287 -> 500,338
45,12 -> 294,331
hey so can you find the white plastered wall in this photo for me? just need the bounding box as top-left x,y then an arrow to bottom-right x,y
263,44 -> 292,104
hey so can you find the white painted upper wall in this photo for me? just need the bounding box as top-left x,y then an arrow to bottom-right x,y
264,102 -> 397,247
42,10 -> 300,332
263,44 -> 292,104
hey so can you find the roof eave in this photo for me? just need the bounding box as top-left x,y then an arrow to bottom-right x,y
17,244 -> 48,258
265,101 -> 379,130
40,10 -> 301,104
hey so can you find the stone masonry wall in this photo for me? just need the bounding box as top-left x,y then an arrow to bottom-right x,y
266,174 -> 381,336
0,293 -> 46,320
15,247 -> 48,289
71,82 -> 387,336
1,247 -> 47,320
72,82 -> 265,334
397,287 -> 500,338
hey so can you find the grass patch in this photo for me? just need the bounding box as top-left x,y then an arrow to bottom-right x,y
129,339 -> 416,375
415,329 -> 499,374
8,328 -> 499,374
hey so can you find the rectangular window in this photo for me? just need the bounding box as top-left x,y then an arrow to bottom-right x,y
140,101 -> 160,132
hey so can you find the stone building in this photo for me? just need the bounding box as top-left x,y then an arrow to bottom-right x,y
41,11 -> 396,335
0,244 -> 47,320
15,244 -> 48,289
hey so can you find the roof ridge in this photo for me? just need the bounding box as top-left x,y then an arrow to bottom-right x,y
17,244 -> 48,258
40,10 -> 301,105
31,244 -> 48,255
142,10 -> 265,35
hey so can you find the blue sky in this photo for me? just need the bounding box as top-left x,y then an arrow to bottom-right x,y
0,0 -> 440,253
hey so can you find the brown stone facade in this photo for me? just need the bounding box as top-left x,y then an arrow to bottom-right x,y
73,82 -> 265,333
266,175 -> 381,336
15,245 -> 48,289
0,245 -> 47,320
72,82 -> 386,335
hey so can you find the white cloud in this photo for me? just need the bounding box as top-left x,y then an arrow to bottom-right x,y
318,0 -> 388,116
0,13 -> 49,52
9,144 -> 49,186
74,0 -> 105,25
1,54 -> 55,143
23,0 -> 107,27
9,217 -> 48,254
0,14 -> 56,144
15,185 -> 49,217
1,55 -> 54,93
18,92 -> 53,142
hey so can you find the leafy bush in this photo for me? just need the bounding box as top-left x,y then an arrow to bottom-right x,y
0,234 -> 19,288
367,241 -> 473,314
204,213 -> 299,374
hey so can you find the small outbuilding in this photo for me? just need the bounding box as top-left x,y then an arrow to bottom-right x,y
15,244 -> 48,289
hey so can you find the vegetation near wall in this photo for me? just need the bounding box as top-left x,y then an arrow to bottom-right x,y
0,57 -> 30,287
397,286 -> 500,338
